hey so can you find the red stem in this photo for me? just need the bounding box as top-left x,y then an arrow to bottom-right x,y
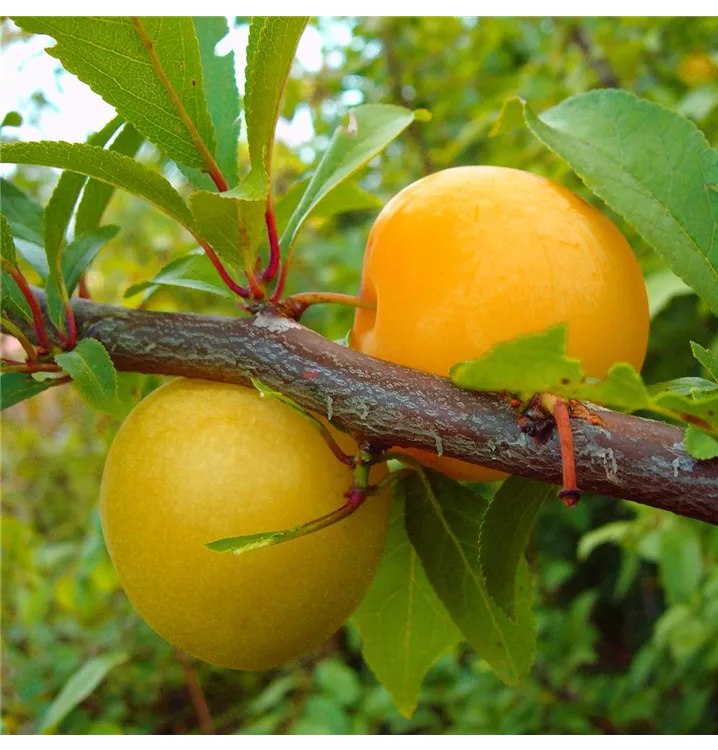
554,398 -> 580,507
208,167 -> 229,193
7,266 -> 50,351
199,241 -> 251,299
78,274 -> 92,300
261,193 -> 281,282
61,300 -> 77,350
270,259 -> 290,303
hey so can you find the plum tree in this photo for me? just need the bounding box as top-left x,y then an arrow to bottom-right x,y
100,378 -> 390,670
351,166 -> 650,481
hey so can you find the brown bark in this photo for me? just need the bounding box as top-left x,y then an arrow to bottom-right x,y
11,290 -> 718,525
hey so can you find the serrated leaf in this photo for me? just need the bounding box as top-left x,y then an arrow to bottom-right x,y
37,652 -> 128,734
194,16 -> 240,187
451,325 -> 718,432
75,124 -> 144,235
123,248 -> 235,301
2,141 -> 194,229
451,325 -> 583,395
54,339 -> 118,413
479,478 -> 553,620
1,272 -> 33,323
280,105 -> 419,257
684,427 -> 718,459
15,17 -> 215,169
648,376 -> 718,397
1,213 -> 17,266
403,469 -> 535,685
354,493 -> 462,718
274,178 -> 382,236
691,342 -> 718,383
188,188 -> 265,271
244,16 -> 309,186
645,268 -> 695,318
502,91 -> 718,316
1,371 -> 55,410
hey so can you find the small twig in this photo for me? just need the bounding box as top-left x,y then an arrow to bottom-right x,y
2,361 -> 62,374
175,649 -> 215,735
1,317 -> 38,361
281,292 -> 376,320
2,263 -> 50,351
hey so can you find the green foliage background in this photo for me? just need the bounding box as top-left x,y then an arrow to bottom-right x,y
2,16 -> 718,734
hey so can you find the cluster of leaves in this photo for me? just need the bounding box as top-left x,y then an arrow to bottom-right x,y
2,16 -> 718,734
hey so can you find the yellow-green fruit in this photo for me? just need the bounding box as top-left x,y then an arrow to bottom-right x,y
100,379 -> 390,670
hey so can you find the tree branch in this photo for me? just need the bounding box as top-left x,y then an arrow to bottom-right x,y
11,289 -> 718,526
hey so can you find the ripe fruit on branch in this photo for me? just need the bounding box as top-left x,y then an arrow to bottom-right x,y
100,379 -> 390,670
352,166 -> 650,481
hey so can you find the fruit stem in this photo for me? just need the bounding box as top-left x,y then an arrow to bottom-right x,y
542,393 -> 580,507
281,292 -> 376,320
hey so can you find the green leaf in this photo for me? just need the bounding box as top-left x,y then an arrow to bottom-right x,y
123,248 -> 236,301
691,342 -> 718,382
274,178 -> 382,236
14,17 -> 215,169
188,187 -> 265,271
645,268 -> 695,318
577,521 -> 632,561
403,469 -> 535,685
1,272 -> 33,323
1,213 -> 17,266
479,478 -> 553,620
1,111 -> 22,128
280,105 -> 419,257
503,91 -> 718,316
244,16 -> 309,186
37,652 -> 128,734
354,493 -> 462,718
75,124 -> 144,235
451,325 -> 582,395
54,339 -> 119,414
658,524 -> 703,605
194,16 -> 240,187
62,225 -> 121,295
1,141 -> 194,230
684,426 -> 718,459
0,177 -> 47,253
1,371 -> 55,410
451,325 -> 718,432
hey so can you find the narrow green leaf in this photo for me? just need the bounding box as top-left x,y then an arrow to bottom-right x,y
2,141 -> 194,229
0,179 -> 44,247
1,371 -> 55,410
244,17 -> 309,186
188,188 -> 265,271
274,178 -> 382,236
37,652 -> 128,734
403,469 -> 535,685
354,493 -> 462,718
1,213 -> 17,266
577,521 -> 632,561
503,91 -> 718,315
54,339 -> 118,413
684,427 -> 718,459
194,16 -> 240,187
62,225 -> 121,295
280,105 -> 418,257
1,272 -> 33,323
14,17 -> 215,169
479,478 -> 553,620
691,342 -> 718,383
123,249 -> 235,301
75,124 -> 144,235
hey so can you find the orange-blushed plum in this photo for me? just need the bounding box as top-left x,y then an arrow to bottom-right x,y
352,166 -> 649,481
101,378 -> 390,670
